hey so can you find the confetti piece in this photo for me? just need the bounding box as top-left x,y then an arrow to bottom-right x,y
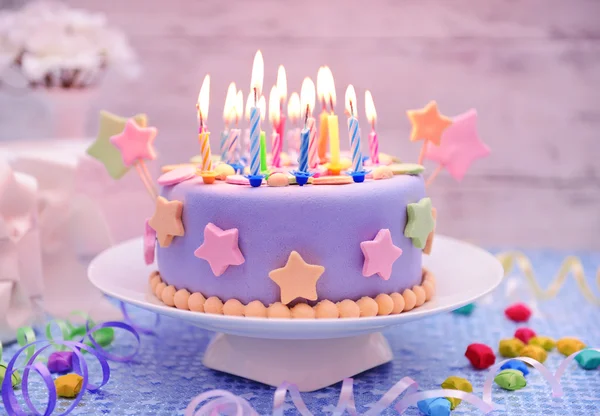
496,252 -> 600,306
0,364 -> 21,388
557,337 -> 586,357
574,349 -> 600,370
47,351 -> 74,373
499,338 -> 526,358
500,359 -> 530,376
465,343 -> 496,370
452,303 -> 475,315
520,345 -> 547,363
441,376 -> 473,410
514,327 -> 536,344
528,336 -> 556,352
417,397 -> 452,416
504,303 -> 531,322
55,373 -> 84,398
494,369 -> 527,391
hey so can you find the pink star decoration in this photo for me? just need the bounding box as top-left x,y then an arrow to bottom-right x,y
360,229 -> 403,280
424,109 -> 490,181
143,219 -> 156,265
194,223 -> 245,276
109,118 -> 158,166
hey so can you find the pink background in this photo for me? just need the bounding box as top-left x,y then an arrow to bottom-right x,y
0,0 -> 598,250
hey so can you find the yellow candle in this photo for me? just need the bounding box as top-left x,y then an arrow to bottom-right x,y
318,109 -> 329,161
328,114 -> 340,168
199,130 -> 212,171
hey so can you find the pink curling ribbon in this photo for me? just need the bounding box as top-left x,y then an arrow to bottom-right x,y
120,301 -> 161,335
396,389 -> 496,414
273,381 -> 314,416
184,389 -> 257,416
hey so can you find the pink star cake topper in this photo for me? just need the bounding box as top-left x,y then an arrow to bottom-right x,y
194,223 -> 245,276
110,118 -> 158,166
360,229 -> 403,280
424,109 -> 490,181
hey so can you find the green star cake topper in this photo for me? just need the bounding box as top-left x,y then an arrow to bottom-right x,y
87,110 -> 148,179
404,197 -> 435,249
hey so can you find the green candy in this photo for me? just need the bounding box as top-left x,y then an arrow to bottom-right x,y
453,303 -> 476,315
494,369 -> 527,391
70,326 -> 115,351
0,364 -> 21,388
575,349 -> 600,370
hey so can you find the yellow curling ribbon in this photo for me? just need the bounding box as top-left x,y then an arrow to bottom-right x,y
497,252 -> 600,306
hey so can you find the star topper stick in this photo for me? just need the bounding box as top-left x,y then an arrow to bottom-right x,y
109,118 -> 159,201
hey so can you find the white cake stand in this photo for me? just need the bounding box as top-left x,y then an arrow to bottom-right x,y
88,235 -> 503,392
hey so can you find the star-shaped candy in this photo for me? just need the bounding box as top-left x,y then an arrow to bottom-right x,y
110,118 -> 158,167
269,251 -> 325,305
194,223 -> 245,276
406,100 -> 452,146
424,109 -> 490,181
148,196 -> 184,247
87,111 -> 147,179
404,197 -> 435,249
360,229 -> 403,280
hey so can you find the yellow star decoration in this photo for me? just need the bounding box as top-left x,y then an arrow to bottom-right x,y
406,101 -> 452,146
148,196 -> 185,247
268,251 -> 325,305
87,110 -> 148,179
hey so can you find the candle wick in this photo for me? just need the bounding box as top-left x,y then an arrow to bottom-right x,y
329,96 -> 334,115
304,104 -> 309,127
254,88 -> 257,105
350,100 -> 354,117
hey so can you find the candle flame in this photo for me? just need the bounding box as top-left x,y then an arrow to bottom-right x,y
345,85 -> 357,117
235,90 -> 243,125
223,82 -> 237,124
245,93 -> 253,121
301,77 -> 315,121
197,74 -> 210,124
287,92 -> 300,124
365,90 -> 377,126
250,50 -> 264,100
258,95 -> 266,122
268,85 -> 280,126
277,65 -> 287,104
324,67 -> 336,110
316,66 -> 326,104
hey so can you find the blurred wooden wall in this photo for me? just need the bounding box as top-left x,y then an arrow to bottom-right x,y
1,0 -> 599,249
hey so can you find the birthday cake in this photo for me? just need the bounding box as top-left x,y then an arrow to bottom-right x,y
88,51 -> 489,319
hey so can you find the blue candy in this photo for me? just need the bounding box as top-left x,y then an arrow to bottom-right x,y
500,359 -> 530,376
452,303 -> 476,315
417,397 -> 452,416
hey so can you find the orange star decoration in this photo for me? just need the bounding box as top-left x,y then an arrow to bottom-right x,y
268,251 -> 325,305
148,196 -> 184,247
423,207 -> 437,255
407,101 -> 452,146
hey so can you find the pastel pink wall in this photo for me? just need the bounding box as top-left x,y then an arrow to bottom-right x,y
1,0 -> 599,249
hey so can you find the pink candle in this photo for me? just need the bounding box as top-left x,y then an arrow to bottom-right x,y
369,130 -> 379,165
276,114 -> 286,152
365,90 -> 379,165
308,117 -> 318,169
271,132 -> 282,167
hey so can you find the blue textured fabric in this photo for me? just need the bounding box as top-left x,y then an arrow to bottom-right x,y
1,249 -> 599,415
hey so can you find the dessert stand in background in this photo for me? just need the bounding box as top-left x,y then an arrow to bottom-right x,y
88,235 -> 503,392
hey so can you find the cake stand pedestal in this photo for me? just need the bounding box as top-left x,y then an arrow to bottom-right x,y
203,332 -> 392,392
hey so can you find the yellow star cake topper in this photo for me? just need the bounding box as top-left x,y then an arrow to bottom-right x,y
87,110 -> 148,179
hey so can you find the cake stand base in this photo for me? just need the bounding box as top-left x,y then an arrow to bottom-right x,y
202,332 -> 393,392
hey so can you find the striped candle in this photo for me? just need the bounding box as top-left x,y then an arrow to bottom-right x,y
199,127 -> 212,171
219,130 -> 229,162
227,128 -> 240,163
298,127 -> 309,172
242,128 -> 250,159
348,116 -> 363,172
368,130 -> 379,165
307,117 -> 318,169
249,106 -> 261,175
271,131 -> 282,168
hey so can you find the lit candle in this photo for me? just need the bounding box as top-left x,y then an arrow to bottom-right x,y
365,90 -> 379,165
226,89 -> 243,165
221,82 -> 236,162
258,95 -> 268,174
301,77 -> 317,170
276,65 -> 287,154
268,85 -> 282,168
317,66 -> 329,162
324,68 -> 341,173
345,85 -> 363,173
287,92 -> 301,159
197,74 -> 212,172
249,50 -> 264,179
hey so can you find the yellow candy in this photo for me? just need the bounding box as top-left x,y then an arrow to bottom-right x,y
499,338 -> 525,358
557,337 -> 586,356
441,376 -> 473,410
520,345 -> 548,363
54,373 -> 84,398
528,336 -> 556,351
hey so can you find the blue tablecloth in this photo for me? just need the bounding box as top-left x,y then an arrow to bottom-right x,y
2,250 -> 599,415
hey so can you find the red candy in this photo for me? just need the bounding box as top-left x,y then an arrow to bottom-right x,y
514,327 -> 536,344
504,303 -> 531,322
465,343 -> 496,369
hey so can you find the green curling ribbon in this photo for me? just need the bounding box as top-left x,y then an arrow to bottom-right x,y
16,326 -> 36,361
45,319 -> 73,350
85,327 -> 115,349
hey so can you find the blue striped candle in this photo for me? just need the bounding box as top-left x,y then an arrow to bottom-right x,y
298,127 -> 309,172
348,116 -> 363,172
249,106 -> 261,175
219,130 -> 229,162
